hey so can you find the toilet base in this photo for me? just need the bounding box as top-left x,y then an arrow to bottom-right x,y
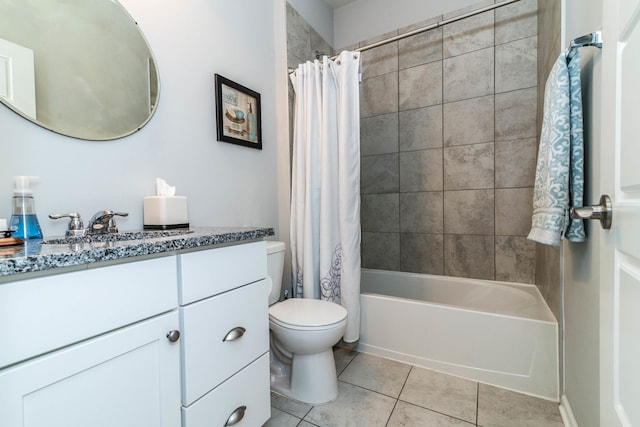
270,348 -> 339,405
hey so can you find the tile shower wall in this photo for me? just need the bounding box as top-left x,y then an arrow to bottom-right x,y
357,0 -> 539,283
286,3 -> 334,158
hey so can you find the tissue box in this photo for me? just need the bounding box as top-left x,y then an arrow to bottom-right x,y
143,196 -> 189,230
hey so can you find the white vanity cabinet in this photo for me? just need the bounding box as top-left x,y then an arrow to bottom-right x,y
0,237 -> 272,427
178,241 -> 271,427
0,256 -> 182,427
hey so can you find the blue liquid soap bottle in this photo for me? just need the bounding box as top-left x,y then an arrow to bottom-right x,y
10,176 -> 43,240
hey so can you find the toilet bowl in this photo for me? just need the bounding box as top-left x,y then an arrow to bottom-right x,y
266,241 -> 347,405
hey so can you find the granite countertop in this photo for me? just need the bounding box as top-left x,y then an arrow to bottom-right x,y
0,226 -> 274,279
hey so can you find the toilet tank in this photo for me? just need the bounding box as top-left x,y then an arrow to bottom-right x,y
266,241 -> 286,305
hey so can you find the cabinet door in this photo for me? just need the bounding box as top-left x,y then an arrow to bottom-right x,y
0,311 -> 181,427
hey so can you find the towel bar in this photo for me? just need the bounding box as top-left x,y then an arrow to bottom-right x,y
570,31 -> 603,49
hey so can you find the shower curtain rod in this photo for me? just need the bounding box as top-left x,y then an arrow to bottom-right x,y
288,0 -> 522,73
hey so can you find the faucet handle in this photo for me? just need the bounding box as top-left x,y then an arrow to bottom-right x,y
49,212 -> 86,237
107,211 -> 128,233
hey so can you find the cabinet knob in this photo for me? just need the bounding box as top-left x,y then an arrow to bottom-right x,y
224,405 -> 246,426
222,326 -> 246,342
166,330 -> 181,343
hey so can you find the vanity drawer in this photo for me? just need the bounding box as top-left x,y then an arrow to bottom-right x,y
182,352 -> 270,427
0,256 -> 177,369
178,241 -> 266,305
180,279 -> 269,405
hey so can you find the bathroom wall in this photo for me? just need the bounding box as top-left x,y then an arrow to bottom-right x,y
356,0 -> 539,283
560,0 -> 603,424
536,0 -> 564,398
333,0 -> 497,49
535,0 -> 563,325
0,0 -> 283,238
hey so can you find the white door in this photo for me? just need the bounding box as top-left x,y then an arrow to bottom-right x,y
0,38 -> 36,119
599,0 -> 640,425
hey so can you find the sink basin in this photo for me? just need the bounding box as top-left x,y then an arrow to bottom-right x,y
41,229 -> 193,245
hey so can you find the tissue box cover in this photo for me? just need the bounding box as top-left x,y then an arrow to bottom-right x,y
144,196 -> 189,229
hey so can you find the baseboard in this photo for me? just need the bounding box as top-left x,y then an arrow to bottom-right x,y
559,394 -> 579,427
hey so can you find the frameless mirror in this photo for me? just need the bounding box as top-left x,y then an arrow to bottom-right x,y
0,0 -> 159,141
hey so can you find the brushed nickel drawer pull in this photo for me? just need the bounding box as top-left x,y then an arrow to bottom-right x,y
224,405 -> 246,426
222,326 -> 246,342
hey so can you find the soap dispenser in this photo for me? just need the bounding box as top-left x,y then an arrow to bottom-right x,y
9,176 -> 43,240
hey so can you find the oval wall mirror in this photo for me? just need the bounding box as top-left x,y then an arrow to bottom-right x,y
0,0 -> 159,141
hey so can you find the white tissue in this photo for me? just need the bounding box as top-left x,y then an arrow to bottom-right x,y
156,178 -> 176,197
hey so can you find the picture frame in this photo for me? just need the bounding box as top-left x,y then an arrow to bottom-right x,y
214,74 -> 262,150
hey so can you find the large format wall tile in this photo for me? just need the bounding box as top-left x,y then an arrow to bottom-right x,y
286,4 -> 310,64
495,87 -> 537,140
443,47 -> 494,102
400,192 -> 444,233
444,234 -> 495,280
362,194 -> 400,232
361,113 -> 399,156
495,36 -> 538,93
401,233 -> 445,274
399,61 -> 443,110
399,27 -> 443,70
495,187 -> 534,236
444,189 -> 495,235
350,2 -> 539,285
362,41 -> 399,79
495,236 -> 536,284
399,149 -> 443,192
399,105 -> 443,151
495,0 -> 539,45
443,9 -> 494,58
443,95 -> 494,146
362,72 -> 399,118
361,153 -> 399,194
495,138 -> 538,188
444,142 -> 494,190
362,232 -> 400,271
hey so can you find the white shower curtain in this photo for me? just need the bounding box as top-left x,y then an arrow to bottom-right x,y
289,51 -> 361,343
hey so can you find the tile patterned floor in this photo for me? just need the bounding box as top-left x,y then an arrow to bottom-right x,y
264,347 -> 564,427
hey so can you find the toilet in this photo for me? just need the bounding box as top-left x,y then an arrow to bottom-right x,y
266,241 -> 348,405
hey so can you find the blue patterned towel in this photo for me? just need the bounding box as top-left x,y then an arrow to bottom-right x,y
528,48 -> 585,246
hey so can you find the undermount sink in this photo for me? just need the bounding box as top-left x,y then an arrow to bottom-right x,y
40,229 -> 193,245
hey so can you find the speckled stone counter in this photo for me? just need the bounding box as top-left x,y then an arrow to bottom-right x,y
0,226 -> 274,279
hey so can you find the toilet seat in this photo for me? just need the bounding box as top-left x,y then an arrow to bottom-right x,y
269,298 -> 347,331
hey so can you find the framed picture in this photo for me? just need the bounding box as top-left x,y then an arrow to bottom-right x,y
214,74 -> 262,150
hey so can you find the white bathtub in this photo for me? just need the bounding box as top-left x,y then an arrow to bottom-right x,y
358,269 -> 559,400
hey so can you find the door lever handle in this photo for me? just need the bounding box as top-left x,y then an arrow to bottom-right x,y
570,194 -> 612,229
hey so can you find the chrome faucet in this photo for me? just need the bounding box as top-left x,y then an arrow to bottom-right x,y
87,210 -> 129,234
49,210 -> 129,237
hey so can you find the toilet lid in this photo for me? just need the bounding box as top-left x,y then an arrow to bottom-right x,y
269,298 -> 347,328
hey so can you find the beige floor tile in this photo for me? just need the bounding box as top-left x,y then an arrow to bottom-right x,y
264,407 -> 302,427
399,367 -> 478,424
477,383 -> 563,427
339,353 -> 411,398
271,391 -> 313,419
304,381 -> 396,427
388,401 -> 475,426
334,346 -> 358,375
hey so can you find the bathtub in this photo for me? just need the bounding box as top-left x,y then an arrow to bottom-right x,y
357,269 -> 559,400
